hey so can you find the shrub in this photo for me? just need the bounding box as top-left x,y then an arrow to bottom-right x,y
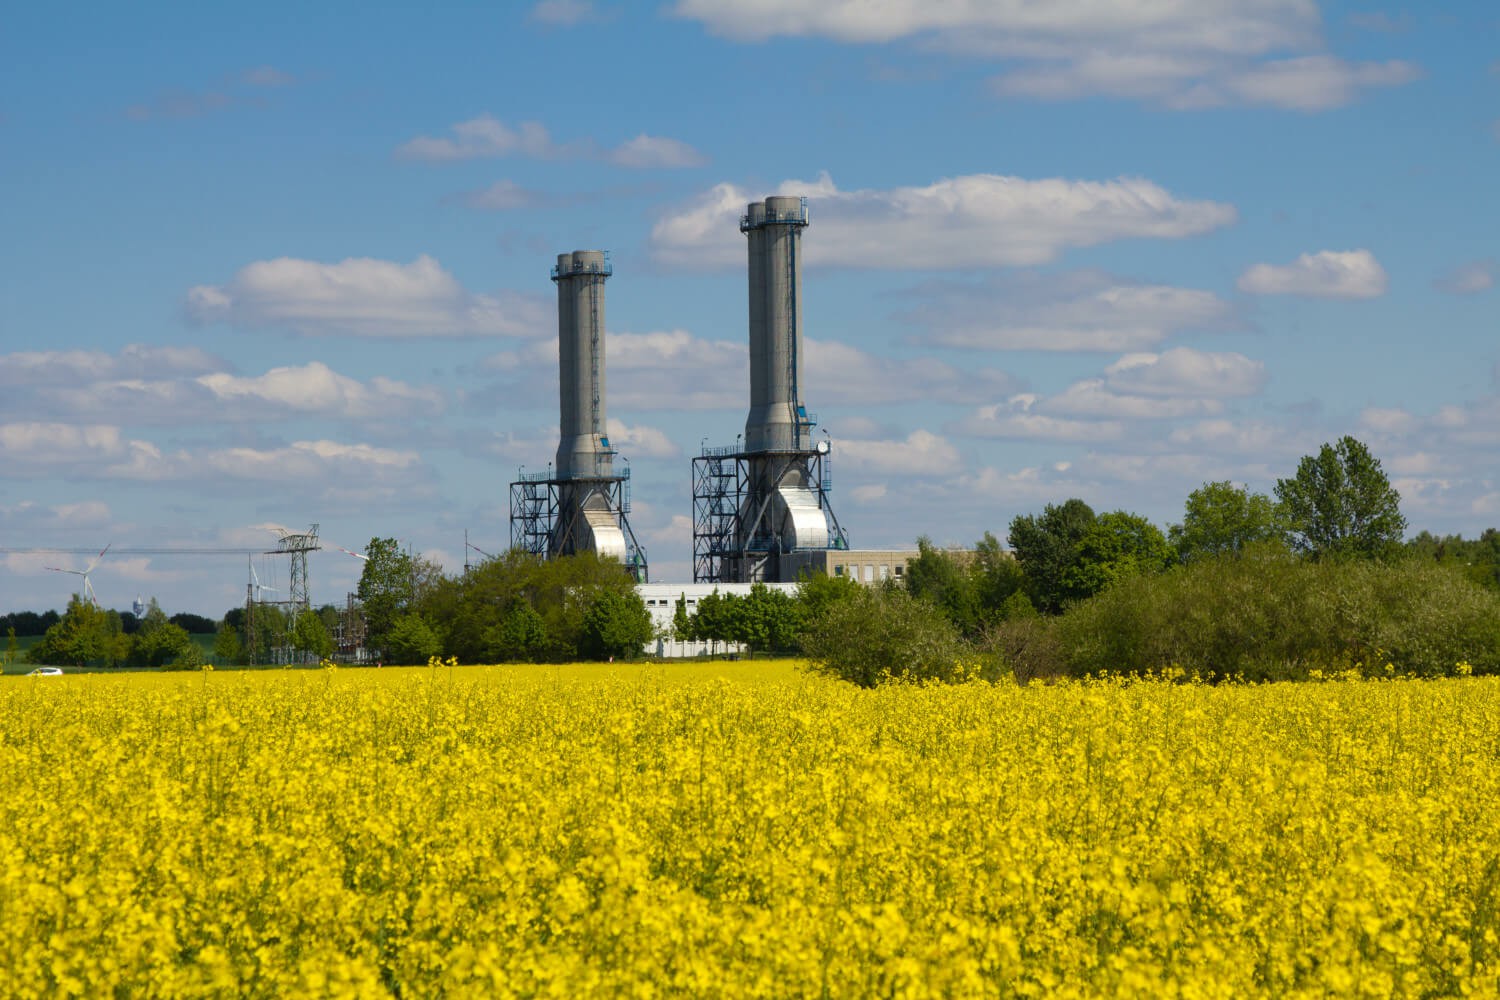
802,586 -> 972,687
1052,549 -> 1500,679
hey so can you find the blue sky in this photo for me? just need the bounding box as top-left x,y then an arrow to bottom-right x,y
2,1 -> 1496,617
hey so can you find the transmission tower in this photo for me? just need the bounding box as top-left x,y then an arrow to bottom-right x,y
269,523 -> 321,612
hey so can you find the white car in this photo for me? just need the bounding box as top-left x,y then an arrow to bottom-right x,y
26,667 -> 63,677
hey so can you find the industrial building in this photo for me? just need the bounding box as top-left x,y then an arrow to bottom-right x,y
510,197 -> 921,650
510,250 -> 647,581
692,196 -> 848,584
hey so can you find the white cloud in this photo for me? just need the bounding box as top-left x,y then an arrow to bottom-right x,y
0,344 -> 223,387
396,114 -> 704,168
805,341 -> 1019,406
850,484 -> 888,504
397,116 -> 575,161
460,179 -> 550,211
904,271 -> 1236,351
1360,406 -> 1417,434
528,0 -> 599,26
1103,348 -> 1266,398
1167,420 -> 1294,455
1237,249 -> 1388,299
15,359 -> 443,426
651,172 -> 1235,271
196,362 -> 445,418
0,422 -> 133,466
952,398 -> 1125,442
0,500 -> 113,532
672,1 -> 1419,111
1202,56 -> 1419,111
1045,380 -> 1224,420
185,255 -> 548,337
1434,259 -> 1495,295
606,134 -> 708,168
835,430 -> 960,477
199,441 -> 424,484
604,418 -> 680,459
993,53 -> 1418,111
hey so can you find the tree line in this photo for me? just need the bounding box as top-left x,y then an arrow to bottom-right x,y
21,435 -> 1500,679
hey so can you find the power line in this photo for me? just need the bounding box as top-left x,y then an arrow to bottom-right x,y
1,547 -> 273,556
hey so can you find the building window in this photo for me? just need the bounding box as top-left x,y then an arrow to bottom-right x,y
879,565 -> 890,580
834,565 -> 844,577
894,565 -> 903,577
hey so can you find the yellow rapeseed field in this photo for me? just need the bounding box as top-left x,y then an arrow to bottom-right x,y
2,662 -> 1498,997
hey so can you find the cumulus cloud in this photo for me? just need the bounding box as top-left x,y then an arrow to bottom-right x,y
196,362 -> 445,419
0,422 -> 134,467
396,114 -> 705,168
1103,348 -> 1267,398
1434,259 -> 1495,295
604,418 -> 680,459
650,172 -> 1235,270
671,0 -> 1420,111
185,255 -> 548,337
0,344 -> 223,387
902,271 -> 1237,351
14,359 -> 443,427
834,430 -> 960,477
1237,249 -> 1388,299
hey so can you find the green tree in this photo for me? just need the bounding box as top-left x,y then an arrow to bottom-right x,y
671,594 -> 694,642
579,590 -> 653,660
734,583 -> 803,653
128,602 -> 195,667
4,627 -> 17,667
973,532 -> 1028,619
904,537 -> 983,636
358,537 -> 416,656
794,571 -> 862,631
1275,436 -> 1406,560
28,596 -> 111,667
292,609 -> 334,661
1061,511 -> 1176,600
213,623 -> 243,665
692,590 -> 735,654
384,613 -> 440,665
1008,499 -> 1098,614
485,604 -> 546,662
1170,481 -> 1288,562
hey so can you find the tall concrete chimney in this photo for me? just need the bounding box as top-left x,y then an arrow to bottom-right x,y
550,250 -> 625,562
742,196 -> 809,452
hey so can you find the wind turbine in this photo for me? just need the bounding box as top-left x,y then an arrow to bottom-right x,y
46,543 -> 111,607
248,558 -> 278,601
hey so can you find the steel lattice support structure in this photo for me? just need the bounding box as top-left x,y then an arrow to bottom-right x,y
691,445 -> 847,584
509,470 -> 649,582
